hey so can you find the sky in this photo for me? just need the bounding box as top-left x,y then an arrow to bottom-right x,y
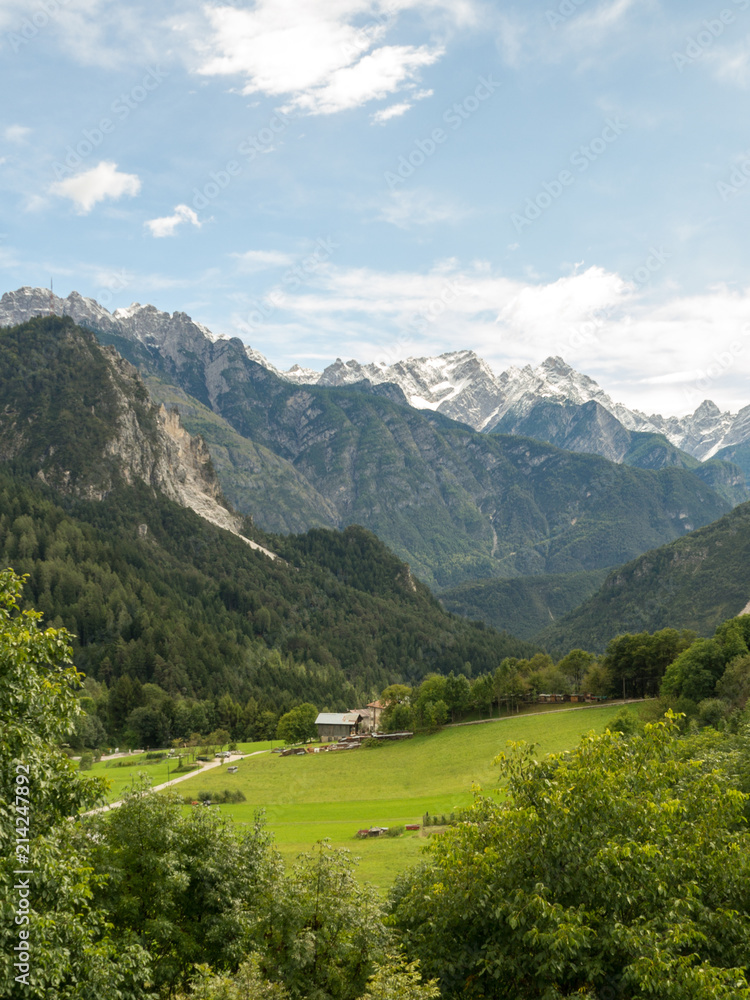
1,0 -> 750,416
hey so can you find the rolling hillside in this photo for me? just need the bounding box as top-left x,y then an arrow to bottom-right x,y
538,500 -> 750,652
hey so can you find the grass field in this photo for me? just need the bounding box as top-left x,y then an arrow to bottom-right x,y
162,704 -> 641,888
87,740 -> 284,802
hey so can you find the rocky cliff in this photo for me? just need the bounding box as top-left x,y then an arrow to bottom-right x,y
0,313 -> 276,559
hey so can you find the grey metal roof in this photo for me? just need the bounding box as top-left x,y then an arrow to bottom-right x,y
315,712 -> 361,725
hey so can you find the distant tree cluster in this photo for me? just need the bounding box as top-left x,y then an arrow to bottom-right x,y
377,650 -> 605,733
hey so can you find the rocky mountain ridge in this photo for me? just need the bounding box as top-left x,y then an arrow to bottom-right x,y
0,288 -> 738,588
2,287 -> 746,468
0,310 -> 277,560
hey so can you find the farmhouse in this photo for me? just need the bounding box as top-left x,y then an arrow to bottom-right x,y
315,711 -> 363,742
367,700 -> 384,730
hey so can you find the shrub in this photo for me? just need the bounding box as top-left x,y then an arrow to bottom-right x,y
385,825 -> 404,838
186,788 -> 247,805
608,708 -> 642,737
79,751 -> 94,771
697,698 -> 731,729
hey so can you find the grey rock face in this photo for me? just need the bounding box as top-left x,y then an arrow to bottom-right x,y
3,286 -> 749,469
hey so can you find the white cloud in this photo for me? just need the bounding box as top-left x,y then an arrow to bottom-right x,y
497,0 -> 649,69
291,44 -> 442,114
232,249 -> 297,271
4,124 -> 30,143
145,203 -> 202,238
189,0 -> 458,115
495,13 -> 526,68
573,0 -> 642,34
707,41 -> 750,88
378,189 -> 467,228
226,260 -> 750,416
372,101 -> 413,123
50,161 -> 140,214
0,0 -> 164,69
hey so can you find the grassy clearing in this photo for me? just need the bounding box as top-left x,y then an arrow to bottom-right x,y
167,703 -> 642,889
88,741 -> 284,802
83,754 -> 197,801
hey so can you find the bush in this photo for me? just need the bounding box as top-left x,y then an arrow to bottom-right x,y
79,751 -> 94,771
363,737 -> 387,749
697,698 -> 731,729
187,788 -> 247,805
385,825 -> 404,838
608,708 -> 641,737
145,751 -> 167,760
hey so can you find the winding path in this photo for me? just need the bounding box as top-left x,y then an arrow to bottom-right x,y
85,750 -> 270,815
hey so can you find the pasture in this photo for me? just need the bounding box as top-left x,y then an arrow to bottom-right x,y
162,704 -> 641,888
86,740 -> 283,802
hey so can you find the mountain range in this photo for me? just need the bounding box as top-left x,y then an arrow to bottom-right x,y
270,346 -> 750,468
3,288 -> 748,497
0,314 -> 535,708
0,287 -> 736,590
4,286 -> 750,657
537,498 -> 750,653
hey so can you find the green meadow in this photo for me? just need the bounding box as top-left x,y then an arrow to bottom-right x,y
87,740 -> 284,802
159,704 -> 641,888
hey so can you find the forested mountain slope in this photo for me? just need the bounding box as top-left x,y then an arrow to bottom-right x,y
0,317 -> 533,708
82,313 -> 731,589
440,568 -> 609,640
539,500 -> 750,652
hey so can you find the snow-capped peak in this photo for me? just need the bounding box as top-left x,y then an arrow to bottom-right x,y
1,287 -> 748,463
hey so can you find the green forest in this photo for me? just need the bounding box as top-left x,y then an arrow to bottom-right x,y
2,569 -> 750,1000
0,472 -> 534,742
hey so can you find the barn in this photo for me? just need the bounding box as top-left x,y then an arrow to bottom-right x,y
315,712 -> 363,742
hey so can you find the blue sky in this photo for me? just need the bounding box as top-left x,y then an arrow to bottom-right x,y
2,0 -> 750,414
